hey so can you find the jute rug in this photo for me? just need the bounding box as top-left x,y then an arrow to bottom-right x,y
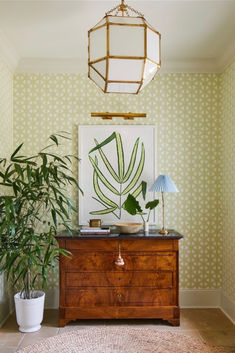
16,327 -> 227,353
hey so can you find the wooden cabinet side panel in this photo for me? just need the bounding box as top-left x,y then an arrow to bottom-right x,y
59,239 -> 66,308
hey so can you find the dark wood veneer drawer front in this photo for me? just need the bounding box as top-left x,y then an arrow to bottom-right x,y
65,239 -> 175,251
65,271 -> 174,288
65,288 -> 174,306
64,252 -> 176,272
58,234 -> 182,327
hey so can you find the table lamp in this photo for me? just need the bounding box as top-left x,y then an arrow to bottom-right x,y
150,175 -> 179,235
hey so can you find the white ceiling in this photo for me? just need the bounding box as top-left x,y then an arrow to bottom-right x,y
0,0 -> 234,73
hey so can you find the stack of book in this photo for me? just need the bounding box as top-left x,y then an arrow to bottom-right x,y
80,226 -> 110,235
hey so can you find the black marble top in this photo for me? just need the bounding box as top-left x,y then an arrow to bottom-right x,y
56,227 -> 184,240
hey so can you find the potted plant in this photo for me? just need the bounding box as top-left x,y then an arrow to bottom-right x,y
0,133 -> 81,332
123,181 -> 159,232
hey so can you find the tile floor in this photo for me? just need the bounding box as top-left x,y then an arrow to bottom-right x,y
0,309 -> 234,352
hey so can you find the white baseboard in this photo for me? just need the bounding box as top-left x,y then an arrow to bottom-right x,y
0,308 -> 14,328
44,288 -> 59,309
39,288 -> 235,326
180,289 -> 221,308
220,291 -> 235,325
2,289 -> 234,326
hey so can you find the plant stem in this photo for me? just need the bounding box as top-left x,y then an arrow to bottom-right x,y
147,209 -> 151,222
119,184 -> 122,219
26,270 -> 31,299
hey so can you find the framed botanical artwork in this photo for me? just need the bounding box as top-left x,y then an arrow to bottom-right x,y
78,125 -> 156,225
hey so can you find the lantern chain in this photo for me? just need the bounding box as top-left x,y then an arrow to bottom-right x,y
106,0 -> 144,18
125,4 -> 144,17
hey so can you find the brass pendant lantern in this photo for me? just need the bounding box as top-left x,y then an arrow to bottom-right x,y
88,0 -> 161,94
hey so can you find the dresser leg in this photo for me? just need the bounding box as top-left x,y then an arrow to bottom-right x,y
168,318 -> 180,326
59,318 -> 69,327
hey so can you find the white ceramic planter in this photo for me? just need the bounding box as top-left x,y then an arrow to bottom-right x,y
14,291 -> 45,332
143,221 -> 149,232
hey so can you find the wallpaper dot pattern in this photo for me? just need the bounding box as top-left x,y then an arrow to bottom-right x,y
13,72 -> 222,291
0,58 -> 13,157
0,57 -> 13,324
220,61 -> 235,302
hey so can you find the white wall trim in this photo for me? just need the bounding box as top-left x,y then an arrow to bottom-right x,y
216,42 -> 235,73
220,291 -> 235,325
16,58 -> 88,74
180,289 -> 221,308
0,308 -> 14,329
15,56 -> 235,75
2,289 -> 234,326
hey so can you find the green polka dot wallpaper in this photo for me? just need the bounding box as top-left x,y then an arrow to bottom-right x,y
0,57 -> 13,324
220,61 -> 235,303
0,58 -> 13,157
13,72 -> 222,291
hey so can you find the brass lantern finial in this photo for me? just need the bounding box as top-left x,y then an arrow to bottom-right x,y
120,0 -> 126,16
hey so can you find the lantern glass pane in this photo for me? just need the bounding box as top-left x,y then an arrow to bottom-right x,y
108,59 -> 144,81
147,28 -> 160,64
141,65 -> 159,91
89,26 -> 107,62
106,82 -> 139,94
144,60 -> 158,79
107,15 -> 145,25
109,25 -> 145,57
92,59 -> 106,79
89,67 -> 105,91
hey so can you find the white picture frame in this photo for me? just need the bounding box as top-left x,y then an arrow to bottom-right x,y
78,125 -> 156,225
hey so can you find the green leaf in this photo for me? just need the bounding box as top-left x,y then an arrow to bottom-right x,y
122,143 -> 145,195
142,181 -> 147,200
14,163 -> 24,179
49,135 -> 59,146
131,183 -> 143,198
0,158 -> 7,167
90,206 -> 117,215
51,209 -> 57,227
26,165 -> 31,183
115,132 -> 125,180
145,199 -> 159,210
10,143 -> 23,160
89,156 -> 119,195
123,194 -> 143,216
89,132 -> 116,154
93,157 -> 118,208
94,138 -> 119,183
123,138 -> 139,183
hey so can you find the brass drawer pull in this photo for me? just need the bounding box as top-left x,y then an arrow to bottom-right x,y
115,242 -> 125,266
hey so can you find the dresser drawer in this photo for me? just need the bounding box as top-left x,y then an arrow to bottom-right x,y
65,288 -> 174,306
65,271 -> 174,288
65,239 -> 175,252
64,251 -> 176,271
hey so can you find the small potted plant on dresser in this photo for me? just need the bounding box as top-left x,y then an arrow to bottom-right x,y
123,181 -> 159,232
0,133 -> 81,332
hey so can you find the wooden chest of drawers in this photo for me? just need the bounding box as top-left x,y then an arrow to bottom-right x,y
57,232 -> 183,327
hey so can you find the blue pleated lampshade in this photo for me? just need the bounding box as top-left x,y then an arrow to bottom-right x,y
150,175 -> 179,193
